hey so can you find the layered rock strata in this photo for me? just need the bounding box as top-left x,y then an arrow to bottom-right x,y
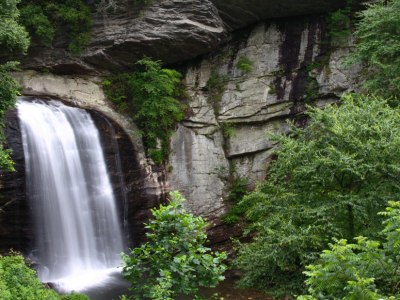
19,0 -> 352,74
167,15 -> 359,245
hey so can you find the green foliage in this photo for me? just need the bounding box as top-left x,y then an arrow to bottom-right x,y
220,122 -> 234,139
121,191 -> 227,300
305,76 -> 320,101
205,69 -> 228,115
350,0 -> 400,100
236,56 -> 253,73
326,0 -> 353,41
19,4 -> 54,47
0,62 -> 21,171
0,0 -> 29,171
0,253 -> 88,300
19,0 -> 92,54
0,0 -> 30,54
298,201 -> 400,299
103,58 -> 186,164
223,177 -> 250,225
234,94 -> 400,296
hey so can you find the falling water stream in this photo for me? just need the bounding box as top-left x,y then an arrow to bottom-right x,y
18,99 -> 126,294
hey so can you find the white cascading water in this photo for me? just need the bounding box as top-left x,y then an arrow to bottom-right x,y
17,99 -> 124,292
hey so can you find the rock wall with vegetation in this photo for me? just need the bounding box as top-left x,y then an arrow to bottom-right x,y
0,0 -> 359,250
167,15 -> 359,244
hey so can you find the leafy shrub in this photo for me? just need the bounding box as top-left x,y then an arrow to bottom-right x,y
205,69 -> 228,115
234,94 -> 400,296
223,177 -> 250,225
0,62 -> 22,170
350,0 -> 400,100
19,3 -> 54,47
0,253 -> 89,300
326,0 -> 353,41
298,201 -> 400,299
19,0 -> 92,54
236,56 -> 253,73
0,0 -> 30,54
103,58 -> 186,165
121,191 -> 227,300
0,0 -> 30,170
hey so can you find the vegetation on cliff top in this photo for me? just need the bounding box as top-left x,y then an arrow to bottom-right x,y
19,0 -> 92,54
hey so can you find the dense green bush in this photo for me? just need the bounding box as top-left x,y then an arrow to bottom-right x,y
0,0 -> 30,55
0,0 -> 30,171
205,69 -> 228,115
222,177 -> 250,225
103,58 -> 186,165
0,62 -> 22,171
121,191 -> 227,300
0,253 -> 88,300
350,0 -> 400,100
234,94 -> 400,296
298,201 -> 400,300
326,0 -> 353,41
19,0 -> 92,54
236,56 -> 253,73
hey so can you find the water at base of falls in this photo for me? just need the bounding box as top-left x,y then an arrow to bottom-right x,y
18,98 -> 125,293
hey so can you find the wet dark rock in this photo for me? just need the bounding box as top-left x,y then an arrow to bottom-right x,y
91,110 -> 163,247
0,110 -> 32,254
0,104 -> 161,254
212,0 -> 350,30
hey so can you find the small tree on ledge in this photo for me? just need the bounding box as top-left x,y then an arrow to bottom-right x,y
121,191 -> 227,300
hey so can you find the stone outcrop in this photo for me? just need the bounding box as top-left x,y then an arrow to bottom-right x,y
167,15 -> 359,245
1,1 -> 362,250
21,0 -> 227,74
19,0 -> 353,74
212,0 -> 350,30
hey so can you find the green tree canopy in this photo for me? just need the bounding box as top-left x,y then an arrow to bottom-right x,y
19,0 -> 92,54
351,0 -> 400,100
298,201 -> 400,300
0,0 -> 29,55
0,0 -> 30,170
121,191 -> 227,300
234,94 -> 400,296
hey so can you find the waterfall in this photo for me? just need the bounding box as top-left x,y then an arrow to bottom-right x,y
17,98 -> 124,292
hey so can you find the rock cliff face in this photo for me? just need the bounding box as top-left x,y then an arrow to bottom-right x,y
20,0 -> 353,74
212,0 -> 349,30
21,0 -> 227,74
167,15 -> 359,245
1,0 -> 362,250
